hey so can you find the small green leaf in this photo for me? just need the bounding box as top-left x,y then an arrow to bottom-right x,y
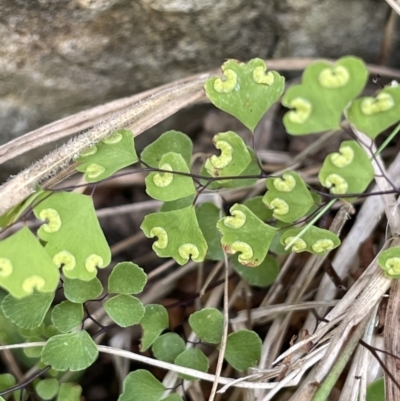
0,373 -> 16,394
35,378 -> 59,400
189,308 -> 223,344
243,196 -> 273,221
63,277 -> 103,303
34,192 -> 111,281
141,206 -> 208,265
1,292 -> 54,329
224,330 -> 261,371
56,382 -> 82,401
76,129 -> 138,182
196,203 -> 223,261
204,131 -> 251,179
104,294 -> 144,327
152,333 -> 186,363
217,204 -> 276,266
0,297 -> 26,346
366,377 -> 384,401
378,246 -> 400,278
0,227 -> 59,298
41,330 -> 98,371
108,262 -> 147,294
145,152 -> 196,202
140,304 -> 169,352
347,85 -> 400,138
263,171 -> 315,223
141,130 -> 193,168
205,58 -> 285,131
281,226 -> 341,255
175,348 -> 209,381
232,254 -> 279,287
282,56 -> 368,135
51,301 -> 83,333
118,370 -> 165,401
318,140 -> 374,195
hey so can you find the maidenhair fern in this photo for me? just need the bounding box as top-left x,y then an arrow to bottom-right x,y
0,55 -> 399,400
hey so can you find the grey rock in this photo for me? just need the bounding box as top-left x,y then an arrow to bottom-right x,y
0,0 -> 393,153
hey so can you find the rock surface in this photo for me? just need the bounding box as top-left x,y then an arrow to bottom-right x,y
0,0 -> 393,146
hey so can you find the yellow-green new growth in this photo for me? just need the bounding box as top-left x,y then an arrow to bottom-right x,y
273,174 -> 296,192
85,163 -> 106,179
53,251 -> 76,272
330,146 -> 354,167
324,173 -> 348,194
286,98 -> 312,124
153,163 -> 174,187
102,131 -> 123,144
284,237 -> 307,252
205,140 -> 233,171
150,227 -> 168,249
318,65 -> 350,88
178,243 -> 200,262
213,69 -> 238,93
229,241 -> 254,265
312,239 -> 335,253
252,65 -> 275,85
385,257 -> 400,276
0,258 -> 12,277
223,210 -> 246,228
361,92 -> 394,115
39,208 -> 62,233
268,198 -> 289,215
85,254 -> 104,273
22,276 -> 45,293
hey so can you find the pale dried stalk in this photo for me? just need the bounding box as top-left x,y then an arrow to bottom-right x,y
0,72 -> 210,165
0,342 -> 277,390
290,265 -> 392,400
290,128 -> 400,399
384,278 -> 400,401
353,128 -> 400,401
353,128 -> 400,234
272,315 -> 343,366
208,253 -> 230,401
231,300 -> 339,325
303,151 -> 400,330
338,305 -> 379,401
0,74 -> 209,217
254,204 -> 350,401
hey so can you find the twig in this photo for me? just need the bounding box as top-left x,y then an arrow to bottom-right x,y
338,305 -> 379,401
0,341 -> 328,391
304,141 -> 400,331
384,279 -> 400,401
208,253 -> 230,401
